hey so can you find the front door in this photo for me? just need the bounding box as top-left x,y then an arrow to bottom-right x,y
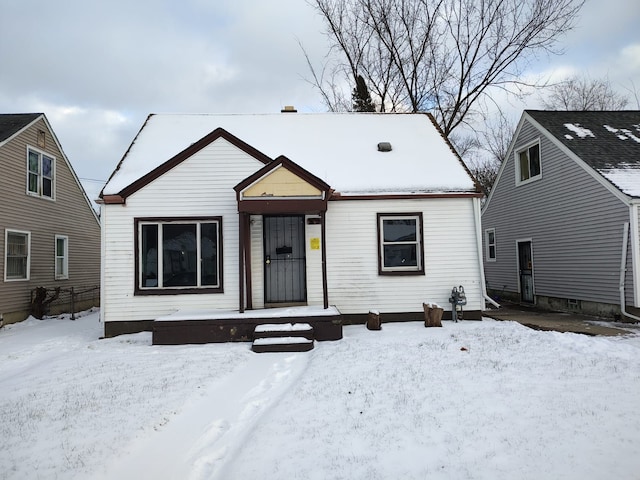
518,241 -> 534,303
264,215 -> 307,305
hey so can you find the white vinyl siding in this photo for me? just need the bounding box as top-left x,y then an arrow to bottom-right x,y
325,198 -> 483,314
101,138 -> 266,323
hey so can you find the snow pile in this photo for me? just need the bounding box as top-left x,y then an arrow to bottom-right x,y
2,311 -> 640,479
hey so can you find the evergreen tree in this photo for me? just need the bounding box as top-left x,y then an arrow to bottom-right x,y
352,75 -> 376,112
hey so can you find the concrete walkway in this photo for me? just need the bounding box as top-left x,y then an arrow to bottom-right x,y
483,303 -> 640,336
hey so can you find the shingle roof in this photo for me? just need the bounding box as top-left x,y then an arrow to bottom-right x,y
0,113 -> 42,143
526,110 -> 640,197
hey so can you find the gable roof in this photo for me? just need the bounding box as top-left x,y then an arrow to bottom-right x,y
526,110 -> 640,198
102,112 -> 479,199
0,113 -> 42,144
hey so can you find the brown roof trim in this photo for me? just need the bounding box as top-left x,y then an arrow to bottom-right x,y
330,192 -> 483,200
101,195 -> 126,204
113,125 -> 274,200
234,155 -> 331,193
422,113 -> 483,194
237,198 -> 328,214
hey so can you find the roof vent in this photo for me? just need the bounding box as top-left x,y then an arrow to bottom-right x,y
281,106 -> 297,113
377,142 -> 392,152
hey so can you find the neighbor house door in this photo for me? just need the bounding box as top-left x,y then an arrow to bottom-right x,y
263,215 -> 307,305
518,241 -> 534,303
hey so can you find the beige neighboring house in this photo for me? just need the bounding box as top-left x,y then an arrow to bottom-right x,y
0,113 -> 101,324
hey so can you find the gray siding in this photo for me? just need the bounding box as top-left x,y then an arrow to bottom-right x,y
0,118 -> 101,321
482,118 -> 631,306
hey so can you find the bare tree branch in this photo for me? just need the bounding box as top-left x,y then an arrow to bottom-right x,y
540,74 -> 630,110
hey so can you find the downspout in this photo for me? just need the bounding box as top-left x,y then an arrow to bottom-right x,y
619,222 -> 640,322
473,198 -> 500,309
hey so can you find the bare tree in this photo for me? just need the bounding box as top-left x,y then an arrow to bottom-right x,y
540,75 -> 629,110
307,0 -> 584,136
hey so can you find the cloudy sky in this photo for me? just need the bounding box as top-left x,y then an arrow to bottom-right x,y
1,0 -> 639,204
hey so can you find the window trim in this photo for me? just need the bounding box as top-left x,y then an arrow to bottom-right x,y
26,146 -> 56,200
485,228 -> 496,262
377,212 -> 425,276
515,139 -> 542,186
134,217 -> 224,295
4,229 -> 31,281
55,235 -> 69,280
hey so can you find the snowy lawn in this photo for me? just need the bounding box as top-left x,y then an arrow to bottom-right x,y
1,310 -> 639,480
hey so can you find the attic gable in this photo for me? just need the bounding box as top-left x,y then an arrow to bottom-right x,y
525,110 -> 640,198
101,126 -> 272,204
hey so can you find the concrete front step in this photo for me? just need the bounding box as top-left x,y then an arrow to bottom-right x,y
252,323 -> 315,352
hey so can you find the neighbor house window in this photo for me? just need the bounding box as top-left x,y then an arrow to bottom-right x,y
27,147 -> 55,199
485,228 -> 496,261
5,230 -> 30,281
517,142 -> 541,184
377,213 -> 424,275
137,218 -> 222,292
55,235 -> 69,279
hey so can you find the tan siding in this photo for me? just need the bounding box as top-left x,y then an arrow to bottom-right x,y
102,138 -> 266,323
0,118 -> 101,322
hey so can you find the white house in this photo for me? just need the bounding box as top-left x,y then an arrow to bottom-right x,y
99,111 -> 486,344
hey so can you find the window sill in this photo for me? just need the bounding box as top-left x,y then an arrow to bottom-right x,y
135,287 -> 224,296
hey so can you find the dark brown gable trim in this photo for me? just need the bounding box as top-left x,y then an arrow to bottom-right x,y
101,195 -> 125,204
234,155 -> 331,193
118,127 -> 273,200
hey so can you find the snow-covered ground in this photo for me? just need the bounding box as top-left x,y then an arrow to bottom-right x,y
1,310 -> 639,480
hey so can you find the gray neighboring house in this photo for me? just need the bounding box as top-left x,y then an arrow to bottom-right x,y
0,113 -> 101,324
482,110 -> 640,320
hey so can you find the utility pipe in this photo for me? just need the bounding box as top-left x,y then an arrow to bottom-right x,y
473,198 -> 500,309
619,222 -> 640,322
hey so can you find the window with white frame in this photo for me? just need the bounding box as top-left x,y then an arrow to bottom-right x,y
5,230 -> 30,281
137,218 -> 222,292
517,142 -> 541,183
377,213 -> 424,274
55,235 -> 69,279
27,147 -> 55,199
485,228 -> 496,261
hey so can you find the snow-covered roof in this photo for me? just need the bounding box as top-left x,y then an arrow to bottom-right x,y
102,112 -> 478,197
526,110 -> 640,198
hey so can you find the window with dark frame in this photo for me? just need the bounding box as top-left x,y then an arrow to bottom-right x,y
27,147 -> 54,199
138,218 -> 221,291
5,230 -> 30,280
517,143 -> 541,183
378,213 -> 424,274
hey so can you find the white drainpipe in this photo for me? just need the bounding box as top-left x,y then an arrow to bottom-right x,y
619,222 -> 640,322
473,198 -> 500,309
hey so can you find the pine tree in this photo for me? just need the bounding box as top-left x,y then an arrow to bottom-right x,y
352,75 -> 376,112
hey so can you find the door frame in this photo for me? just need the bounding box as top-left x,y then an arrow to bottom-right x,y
263,214 -> 307,306
516,239 -> 535,304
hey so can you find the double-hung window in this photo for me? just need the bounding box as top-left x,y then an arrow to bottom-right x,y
137,218 -> 222,292
5,230 -> 30,281
27,147 -> 55,199
517,142 -> 541,184
485,228 -> 496,261
377,213 -> 424,275
55,235 -> 69,279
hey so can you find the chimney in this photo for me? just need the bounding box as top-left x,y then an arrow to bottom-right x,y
281,105 -> 297,113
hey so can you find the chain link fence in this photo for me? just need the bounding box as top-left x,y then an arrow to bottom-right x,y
30,285 -> 100,319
